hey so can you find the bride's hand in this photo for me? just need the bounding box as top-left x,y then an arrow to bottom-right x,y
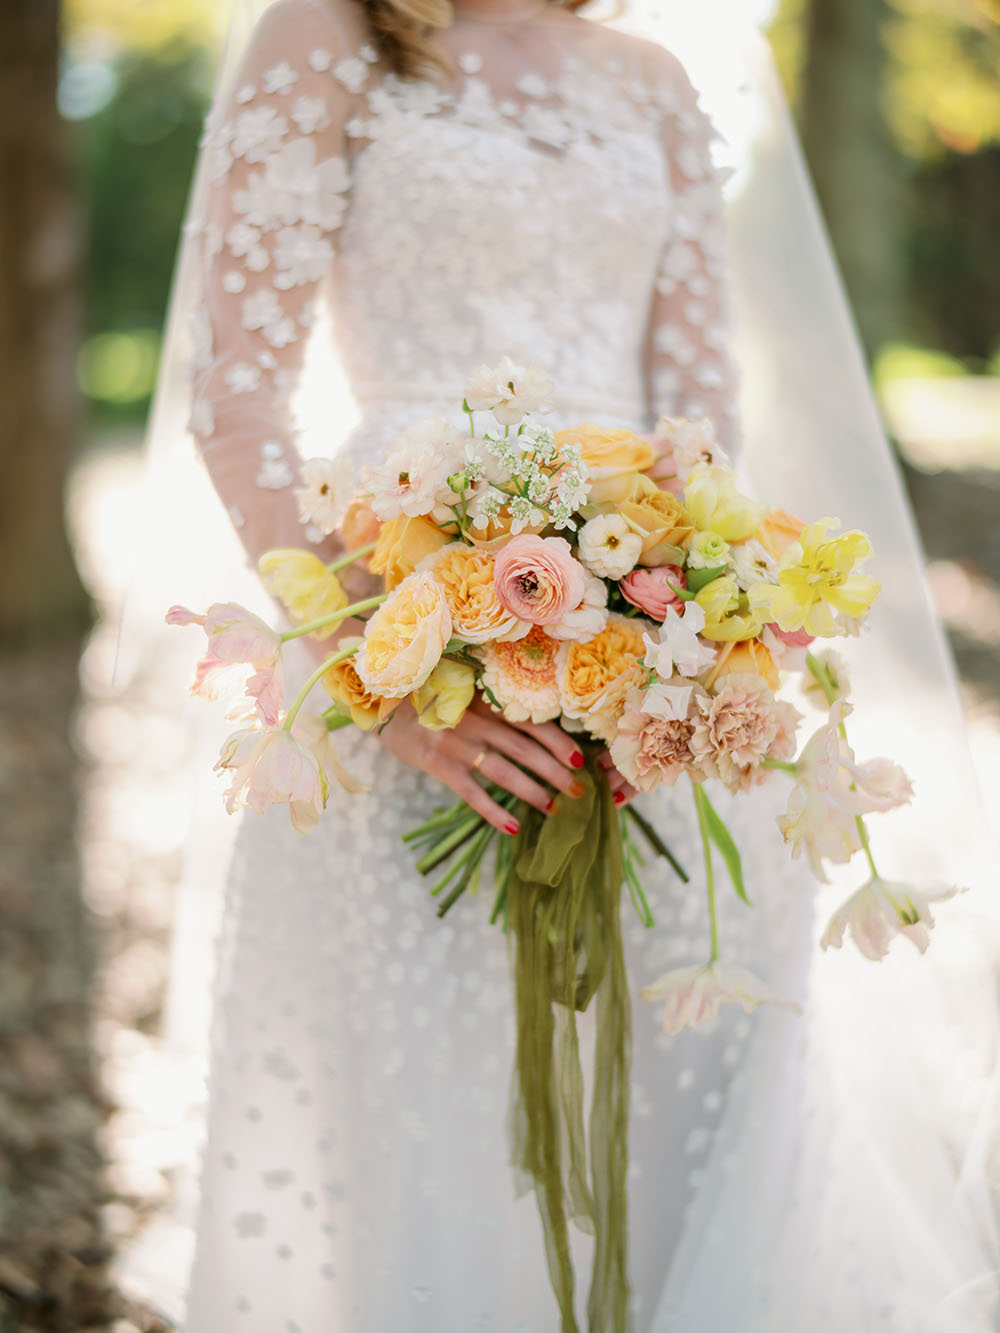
375,696 -> 593,835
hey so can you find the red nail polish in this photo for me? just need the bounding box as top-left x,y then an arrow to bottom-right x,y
505,819 -> 520,835
614,791 -> 626,806
570,751 -> 585,769
545,798 -> 556,813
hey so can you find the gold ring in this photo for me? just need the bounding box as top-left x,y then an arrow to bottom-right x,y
472,749 -> 489,772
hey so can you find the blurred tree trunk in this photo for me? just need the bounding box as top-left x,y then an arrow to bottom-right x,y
0,0 -> 89,643
799,0 -> 905,359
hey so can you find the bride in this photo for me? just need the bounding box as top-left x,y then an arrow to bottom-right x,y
148,0 -> 1000,1326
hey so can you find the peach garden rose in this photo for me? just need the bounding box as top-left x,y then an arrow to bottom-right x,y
356,575 -> 451,698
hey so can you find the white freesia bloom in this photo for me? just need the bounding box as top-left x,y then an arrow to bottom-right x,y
642,603 -> 716,679
544,568 -> 609,641
641,960 -> 801,1036
820,877 -> 959,961
639,681 -> 694,721
577,513 -> 642,580
294,456 -> 352,534
362,418 -> 465,520
465,356 -> 554,424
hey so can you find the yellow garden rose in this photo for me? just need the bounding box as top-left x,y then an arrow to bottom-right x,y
684,464 -> 767,542
556,613 -> 647,742
258,548 -> 347,639
370,515 -> 449,590
592,474 -> 694,566
411,659 -> 476,730
554,424 -> 655,503
695,574 -> 767,642
321,637 -> 398,730
426,543 -> 529,644
356,575 -> 451,698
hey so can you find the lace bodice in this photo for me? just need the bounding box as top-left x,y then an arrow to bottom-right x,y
187,0 -> 739,558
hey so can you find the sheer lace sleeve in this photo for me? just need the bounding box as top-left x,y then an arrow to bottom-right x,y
645,56 -> 741,455
188,0 -> 361,561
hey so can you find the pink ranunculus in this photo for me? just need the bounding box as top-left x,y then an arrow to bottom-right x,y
492,534 -> 587,626
167,601 -> 285,725
767,623 -> 815,649
620,565 -> 687,621
214,725 -> 329,832
641,960 -> 801,1036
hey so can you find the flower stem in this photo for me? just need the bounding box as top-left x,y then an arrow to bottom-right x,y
693,782 -> 720,962
282,645 -> 357,733
761,758 -> 798,775
327,541 -> 377,573
279,594 -> 386,642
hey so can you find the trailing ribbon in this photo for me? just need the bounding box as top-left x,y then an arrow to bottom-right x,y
506,753 -> 632,1333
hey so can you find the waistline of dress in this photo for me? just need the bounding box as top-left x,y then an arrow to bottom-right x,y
347,381 -> 650,427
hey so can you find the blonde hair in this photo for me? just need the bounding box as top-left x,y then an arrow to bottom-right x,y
356,0 -> 589,80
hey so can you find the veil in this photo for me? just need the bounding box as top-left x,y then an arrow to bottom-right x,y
115,0 -> 1000,1320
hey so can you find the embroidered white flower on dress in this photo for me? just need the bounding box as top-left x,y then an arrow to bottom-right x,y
292,95 -> 331,135
224,362 -> 261,395
820,878 -> 958,961
256,441 -> 294,491
577,514 -> 642,580
333,56 -> 369,94
263,61 -> 299,96
294,457 -> 352,535
642,961 -> 801,1036
232,106 -> 288,163
465,357 -> 554,425
272,224 -> 334,288
235,141 -> 350,233
642,603 -> 716,679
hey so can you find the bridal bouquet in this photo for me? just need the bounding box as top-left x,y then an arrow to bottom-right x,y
169,358 -> 951,1329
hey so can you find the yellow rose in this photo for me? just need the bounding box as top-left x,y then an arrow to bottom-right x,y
258,548 -> 347,639
695,574 -> 767,642
370,515 -> 449,590
556,613 -> 647,742
591,474 -> 694,566
322,637 -> 398,731
684,464 -> 767,542
754,508 -> 805,560
426,543 -> 528,644
411,659 -> 476,730
554,424 -> 655,503
356,575 -> 451,698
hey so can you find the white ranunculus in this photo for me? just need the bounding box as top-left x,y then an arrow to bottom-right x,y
577,513 -> 642,580
820,877 -> 959,961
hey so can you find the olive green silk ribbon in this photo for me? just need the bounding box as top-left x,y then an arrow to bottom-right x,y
507,755 -> 632,1333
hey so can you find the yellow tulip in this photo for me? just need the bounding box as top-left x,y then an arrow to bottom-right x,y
411,659 -> 476,730
258,548 -> 347,638
695,574 -> 767,642
684,464 -> 766,542
748,518 -> 881,637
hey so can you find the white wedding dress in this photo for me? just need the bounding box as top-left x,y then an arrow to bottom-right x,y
171,1 -> 999,1328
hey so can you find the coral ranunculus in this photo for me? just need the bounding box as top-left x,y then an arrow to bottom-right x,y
492,534 -> 586,626
423,543 -> 529,644
619,565 -> 687,621
356,576 -> 451,698
556,614 -> 648,742
370,514 -> 450,590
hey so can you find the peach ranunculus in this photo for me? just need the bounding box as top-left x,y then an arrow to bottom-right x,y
421,543 -> 530,645
609,682 -> 711,792
591,473 -> 694,566
321,636 -> 398,731
755,508 -> 806,560
370,514 -> 450,590
689,671 -> 800,794
478,625 -> 562,723
411,659 -> 476,730
553,424 -> 655,502
492,534 -> 587,626
167,601 -> 284,726
619,564 -> 687,621
341,495 -> 382,552
258,549 -> 348,639
355,575 -> 451,698
641,960 -> 801,1036
556,613 -> 648,742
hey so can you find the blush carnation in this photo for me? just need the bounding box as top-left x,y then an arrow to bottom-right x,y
689,671 -> 800,794
609,683 -> 711,792
492,534 -> 587,626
